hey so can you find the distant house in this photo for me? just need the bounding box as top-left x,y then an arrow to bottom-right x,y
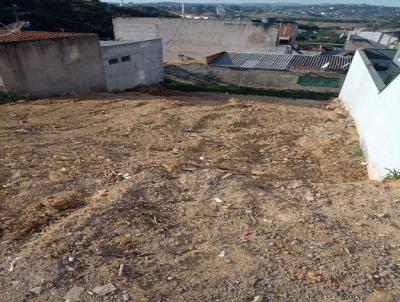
0,31 -> 107,98
345,29 -> 400,54
340,48 -> 400,180
100,39 -> 163,92
166,50 -> 352,94
216,5 -> 226,17
112,17 -> 280,62
278,22 -> 298,48
0,30 -> 164,97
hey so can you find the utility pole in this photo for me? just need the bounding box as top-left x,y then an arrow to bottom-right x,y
12,4 -> 19,22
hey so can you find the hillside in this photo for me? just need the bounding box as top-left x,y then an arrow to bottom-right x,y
0,0 -> 173,39
2,91 -> 400,301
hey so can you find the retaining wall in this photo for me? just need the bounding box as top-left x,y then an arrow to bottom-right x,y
166,64 -> 345,93
339,50 -> 400,180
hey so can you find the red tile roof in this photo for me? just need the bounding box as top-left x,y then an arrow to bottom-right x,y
0,31 -> 94,43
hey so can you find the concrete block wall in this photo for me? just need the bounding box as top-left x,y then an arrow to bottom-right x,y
113,18 -> 279,62
101,39 -> 163,92
166,64 -> 345,93
340,50 -> 400,180
0,36 -> 107,98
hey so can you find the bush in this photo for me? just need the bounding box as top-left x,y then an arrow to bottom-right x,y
163,79 -> 337,101
0,92 -> 23,104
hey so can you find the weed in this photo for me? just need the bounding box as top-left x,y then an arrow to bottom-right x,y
0,92 -> 25,104
352,149 -> 364,157
385,168 -> 400,180
163,79 -> 337,101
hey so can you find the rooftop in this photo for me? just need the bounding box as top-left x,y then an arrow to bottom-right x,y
363,48 -> 400,86
209,51 -> 352,73
279,23 -> 297,40
0,31 -> 94,44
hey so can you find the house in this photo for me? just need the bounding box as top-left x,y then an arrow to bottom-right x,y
0,30 -> 164,97
340,48 -> 400,180
112,17 -> 280,62
0,31 -> 107,98
278,22 -> 298,48
165,50 -> 351,94
100,39 -> 163,92
345,29 -> 400,54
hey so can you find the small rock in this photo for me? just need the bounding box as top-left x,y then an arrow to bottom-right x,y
288,181 -> 302,189
92,283 -> 116,296
29,286 -> 42,295
118,263 -> 125,276
166,276 -> 173,281
218,250 -> 225,258
122,292 -> 130,301
323,131 -> 334,136
64,286 -> 85,300
252,295 -> 264,302
214,197 -> 224,203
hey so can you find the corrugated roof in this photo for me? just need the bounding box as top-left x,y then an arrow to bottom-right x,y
210,51 -> 352,72
290,55 -> 352,72
0,31 -> 94,43
211,51 -> 294,71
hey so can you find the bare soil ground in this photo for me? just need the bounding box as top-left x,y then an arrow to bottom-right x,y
1,91 -> 400,302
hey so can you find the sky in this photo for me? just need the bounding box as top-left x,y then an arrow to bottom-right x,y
102,0 -> 400,6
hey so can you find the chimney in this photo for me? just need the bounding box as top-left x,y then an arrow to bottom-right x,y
120,0 -> 123,7
182,3 -> 185,16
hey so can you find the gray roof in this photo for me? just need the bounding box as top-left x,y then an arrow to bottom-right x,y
211,51 -> 294,71
210,51 -> 352,72
290,55 -> 352,72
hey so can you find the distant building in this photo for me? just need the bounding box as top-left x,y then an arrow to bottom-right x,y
0,31 -> 107,98
278,22 -> 298,47
113,17 -> 280,62
340,48 -> 400,180
216,5 -> 226,18
165,50 -> 351,94
345,29 -> 400,54
100,39 -> 163,92
0,30 -> 164,97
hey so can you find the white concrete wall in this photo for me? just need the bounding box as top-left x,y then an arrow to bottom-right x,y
340,50 -> 400,180
113,17 -> 279,62
101,39 -> 163,92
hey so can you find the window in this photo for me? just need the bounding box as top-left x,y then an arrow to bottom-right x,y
121,56 -> 131,62
108,58 -> 119,65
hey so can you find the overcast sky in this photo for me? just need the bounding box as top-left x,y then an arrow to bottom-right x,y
102,0 -> 400,6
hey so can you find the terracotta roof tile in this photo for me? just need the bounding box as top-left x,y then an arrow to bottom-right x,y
0,31 -> 94,43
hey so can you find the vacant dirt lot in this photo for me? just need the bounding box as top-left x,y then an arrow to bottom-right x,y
1,91 -> 400,302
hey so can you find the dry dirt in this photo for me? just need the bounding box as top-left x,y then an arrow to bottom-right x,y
1,91 -> 400,302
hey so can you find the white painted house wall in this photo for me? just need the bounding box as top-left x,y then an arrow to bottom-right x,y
100,39 -> 163,92
340,50 -> 400,180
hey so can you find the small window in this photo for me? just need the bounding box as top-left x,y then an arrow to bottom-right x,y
108,58 -> 119,65
121,56 -> 131,62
